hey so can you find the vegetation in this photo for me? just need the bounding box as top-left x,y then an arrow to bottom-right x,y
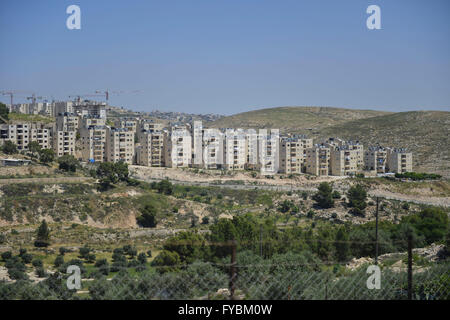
34,220 -> 50,247
347,184 -> 367,216
58,155 -> 78,172
395,172 -> 442,181
313,182 -> 334,209
1,140 -> 17,155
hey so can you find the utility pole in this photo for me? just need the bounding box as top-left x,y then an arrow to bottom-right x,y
375,197 -> 379,265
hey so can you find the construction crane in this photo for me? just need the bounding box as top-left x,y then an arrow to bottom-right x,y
1,90 -> 32,107
26,93 -> 44,104
94,89 -> 141,102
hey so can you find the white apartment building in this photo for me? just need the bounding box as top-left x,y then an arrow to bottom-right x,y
106,127 -> 134,164
258,129 -> 279,175
192,121 -> 203,168
80,115 -> 106,129
0,123 -> 50,151
245,129 -> 259,170
164,126 -> 192,168
202,128 -> 224,169
55,101 -> 74,115
223,128 -> 247,170
114,118 -> 139,133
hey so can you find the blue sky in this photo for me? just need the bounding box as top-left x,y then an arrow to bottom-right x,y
0,0 -> 449,115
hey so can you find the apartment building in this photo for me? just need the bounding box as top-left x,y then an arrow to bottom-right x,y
223,128 -> 247,170
330,147 -> 359,176
305,145 -> 331,176
137,128 -> 165,167
202,128 -> 224,169
73,101 -> 107,119
140,119 -> 163,132
164,126 -> 192,168
0,123 -> 30,150
114,117 -> 139,133
30,124 -> 51,149
106,127 -> 134,164
279,137 -> 304,174
192,121 -> 203,168
387,148 -> 413,173
258,129 -> 279,175
53,130 -> 76,157
56,113 -> 79,131
245,129 -> 259,170
80,125 -> 107,163
54,101 -> 74,115
80,115 -> 106,129
364,146 -> 388,173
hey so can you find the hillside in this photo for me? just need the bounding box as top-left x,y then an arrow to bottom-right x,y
208,106 -> 390,132
316,111 -> 450,176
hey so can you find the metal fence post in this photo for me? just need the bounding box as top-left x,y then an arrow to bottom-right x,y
407,235 -> 413,300
229,239 -> 237,300
375,197 -> 379,265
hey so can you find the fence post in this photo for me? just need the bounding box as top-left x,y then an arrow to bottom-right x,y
375,197 -> 379,265
407,235 -> 413,300
229,239 -> 237,300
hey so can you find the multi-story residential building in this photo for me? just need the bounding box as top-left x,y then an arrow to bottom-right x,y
245,129 -> 259,170
53,130 -> 76,157
106,127 -> 134,164
30,124 -> 50,149
140,119 -> 164,132
56,112 -> 79,131
223,128 -> 247,170
279,137 -> 304,174
330,147 -> 359,176
114,117 -> 139,133
73,101 -> 107,119
305,145 -> 331,176
386,148 -> 413,173
258,129 -> 279,175
80,125 -> 107,163
137,128 -> 165,167
80,115 -> 106,129
192,120 -> 203,167
54,101 -> 74,115
0,123 -> 50,151
164,125 -> 192,168
202,128 -> 224,169
364,146 -> 388,173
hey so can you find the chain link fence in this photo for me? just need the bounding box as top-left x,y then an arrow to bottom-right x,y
0,240 -> 449,300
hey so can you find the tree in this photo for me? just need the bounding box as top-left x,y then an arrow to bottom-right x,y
0,102 -> 9,123
156,179 -> 173,195
137,252 -> 147,265
137,204 -> 158,228
96,162 -> 129,190
39,148 -> 55,164
150,250 -> 181,273
313,182 -> 334,209
1,140 -> 17,155
34,220 -> 50,247
334,227 -> 350,262
27,141 -> 41,158
347,184 -> 367,216
58,155 -> 78,172
54,255 -> 64,268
